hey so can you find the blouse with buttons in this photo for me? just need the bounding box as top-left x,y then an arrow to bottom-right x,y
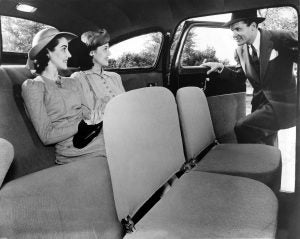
71,69 -> 125,119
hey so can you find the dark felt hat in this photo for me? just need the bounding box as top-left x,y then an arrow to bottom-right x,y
223,9 -> 265,27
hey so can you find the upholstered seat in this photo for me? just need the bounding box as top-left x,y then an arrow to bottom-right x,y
125,172 -> 277,239
176,87 -> 281,190
104,87 -> 278,238
0,138 -> 14,187
0,156 -> 123,238
0,66 -> 123,238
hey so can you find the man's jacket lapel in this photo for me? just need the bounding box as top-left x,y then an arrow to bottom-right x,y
259,29 -> 273,82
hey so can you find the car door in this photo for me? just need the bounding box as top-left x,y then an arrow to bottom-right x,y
169,20 -> 247,143
107,31 -> 170,91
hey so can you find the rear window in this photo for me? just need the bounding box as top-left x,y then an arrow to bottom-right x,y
1,16 -> 52,53
108,32 -> 163,69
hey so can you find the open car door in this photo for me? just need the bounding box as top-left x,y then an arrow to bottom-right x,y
169,20 -> 247,142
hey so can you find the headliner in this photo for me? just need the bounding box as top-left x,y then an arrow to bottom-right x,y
0,0 -> 297,40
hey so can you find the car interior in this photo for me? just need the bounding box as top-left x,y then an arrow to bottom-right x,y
0,0 -> 299,238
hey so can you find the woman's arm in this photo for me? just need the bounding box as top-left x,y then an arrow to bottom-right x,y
116,73 -> 125,93
70,72 -> 91,119
71,72 -> 93,119
22,79 -> 80,145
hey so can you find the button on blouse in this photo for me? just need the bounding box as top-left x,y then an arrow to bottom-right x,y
71,69 -> 125,119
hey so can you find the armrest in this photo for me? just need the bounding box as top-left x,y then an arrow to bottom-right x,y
0,138 -> 14,188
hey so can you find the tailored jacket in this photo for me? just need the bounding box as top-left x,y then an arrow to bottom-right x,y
221,29 -> 298,129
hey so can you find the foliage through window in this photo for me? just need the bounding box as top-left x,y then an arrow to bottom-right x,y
180,27 -> 235,67
1,16 -> 52,53
178,7 -> 297,68
108,32 -> 162,69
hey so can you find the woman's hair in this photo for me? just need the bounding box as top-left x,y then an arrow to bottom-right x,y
79,29 -> 110,71
33,35 -> 62,74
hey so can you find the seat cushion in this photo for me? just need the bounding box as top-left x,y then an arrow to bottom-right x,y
125,172 -> 278,239
0,157 -> 122,239
0,138 -> 14,187
195,143 -> 281,190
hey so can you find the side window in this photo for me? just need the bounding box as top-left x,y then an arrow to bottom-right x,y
108,32 -> 163,69
1,16 -> 52,53
180,26 -> 236,67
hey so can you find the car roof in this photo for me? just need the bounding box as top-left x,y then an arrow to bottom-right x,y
0,0 -> 297,40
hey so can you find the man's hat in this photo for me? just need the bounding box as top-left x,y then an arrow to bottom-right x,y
29,27 -> 77,60
223,9 -> 265,27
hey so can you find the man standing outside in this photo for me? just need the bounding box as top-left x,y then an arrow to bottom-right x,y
202,9 -> 298,146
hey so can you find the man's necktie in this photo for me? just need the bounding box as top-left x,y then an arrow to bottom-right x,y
248,44 -> 260,75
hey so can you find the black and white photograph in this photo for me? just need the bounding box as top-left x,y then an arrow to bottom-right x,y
0,0 -> 298,238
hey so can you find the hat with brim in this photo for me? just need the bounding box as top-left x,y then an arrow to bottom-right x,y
223,9 -> 265,27
29,27 -> 77,60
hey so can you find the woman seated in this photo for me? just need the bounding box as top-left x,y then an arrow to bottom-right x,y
22,27 -> 105,164
71,29 -> 125,126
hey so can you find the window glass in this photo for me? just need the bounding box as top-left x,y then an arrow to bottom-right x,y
180,27 -> 236,67
108,32 -> 162,69
170,14 -> 231,67
259,7 -> 298,34
1,16 -> 52,53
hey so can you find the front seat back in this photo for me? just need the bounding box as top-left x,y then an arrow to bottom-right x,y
176,86 -> 216,160
103,87 -> 184,221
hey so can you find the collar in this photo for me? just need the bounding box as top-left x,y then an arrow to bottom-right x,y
39,75 -> 63,88
85,68 -> 109,77
251,30 -> 260,57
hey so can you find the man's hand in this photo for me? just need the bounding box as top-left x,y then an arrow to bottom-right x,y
200,62 -> 224,75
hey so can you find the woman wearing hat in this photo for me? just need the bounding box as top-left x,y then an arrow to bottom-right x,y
71,29 -> 125,133
22,27 -> 106,164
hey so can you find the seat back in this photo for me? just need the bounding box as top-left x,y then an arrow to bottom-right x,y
104,87 -> 185,221
0,138 -> 14,187
176,87 -> 216,161
0,66 -> 55,183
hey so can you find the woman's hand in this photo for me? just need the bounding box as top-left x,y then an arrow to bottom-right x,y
85,109 -> 102,125
84,98 -> 107,125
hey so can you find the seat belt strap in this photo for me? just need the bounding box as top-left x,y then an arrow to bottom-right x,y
176,140 -> 218,177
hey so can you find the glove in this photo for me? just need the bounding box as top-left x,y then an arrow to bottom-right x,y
73,120 -> 103,149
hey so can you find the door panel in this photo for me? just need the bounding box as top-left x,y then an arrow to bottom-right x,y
119,72 -> 163,91
208,92 -> 246,143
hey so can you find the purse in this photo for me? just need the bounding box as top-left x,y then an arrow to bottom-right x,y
73,120 -> 102,149
73,72 -> 103,149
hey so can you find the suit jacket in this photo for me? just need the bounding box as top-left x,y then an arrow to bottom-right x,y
221,29 -> 298,129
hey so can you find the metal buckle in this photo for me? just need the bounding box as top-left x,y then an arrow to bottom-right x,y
121,215 -> 135,233
182,158 -> 197,173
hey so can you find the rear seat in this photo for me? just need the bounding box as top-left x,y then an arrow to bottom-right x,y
0,66 -> 55,182
0,65 -> 141,182
104,87 -> 278,238
0,65 -> 123,238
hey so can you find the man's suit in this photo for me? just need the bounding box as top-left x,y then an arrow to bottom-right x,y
221,29 -> 298,145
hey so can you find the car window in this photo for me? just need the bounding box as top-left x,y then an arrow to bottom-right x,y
108,32 -> 163,69
180,26 -> 236,67
1,16 -> 52,53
